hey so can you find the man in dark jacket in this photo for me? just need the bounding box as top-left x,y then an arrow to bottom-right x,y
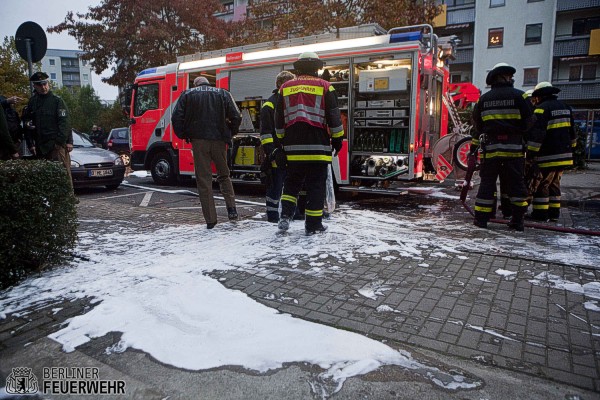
470,63 -> 534,231
527,82 -> 576,221
24,72 -> 73,189
260,71 -> 295,223
0,106 -> 19,160
275,52 -> 344,235
171,76 -> 242,229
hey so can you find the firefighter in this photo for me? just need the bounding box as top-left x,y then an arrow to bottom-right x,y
260,71 -> 295,223
470,63 -> 534,231
275,52 -> 344,235
526,82 -> 576,222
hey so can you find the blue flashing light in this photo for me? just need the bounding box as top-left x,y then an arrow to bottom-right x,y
389,31 -> 423,44
138,68 -> 158,77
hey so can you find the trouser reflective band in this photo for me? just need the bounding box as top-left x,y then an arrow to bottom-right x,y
305,209 -> 323,217
281,194 -> 297,204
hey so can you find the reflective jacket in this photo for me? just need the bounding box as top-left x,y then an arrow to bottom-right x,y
275,75 -> 344,163
527,96 -> 576,169
471,83 -> 533,159
171,83 -> 241,143
260,90 -> 278,151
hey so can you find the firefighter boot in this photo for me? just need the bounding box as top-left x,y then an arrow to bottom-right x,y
305,224 -> 328,236
227,207 -> 238,221
473,219 -> 488,229
278,217 -> 291,232
508,208 -> 525,232
305,215 -> 327,235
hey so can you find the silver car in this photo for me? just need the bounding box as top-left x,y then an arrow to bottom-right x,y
70,130 -> 126,190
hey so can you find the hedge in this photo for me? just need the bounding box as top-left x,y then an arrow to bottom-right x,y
0,160 -> 78,290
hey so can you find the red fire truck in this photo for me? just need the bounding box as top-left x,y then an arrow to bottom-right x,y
124,24 -> 469,194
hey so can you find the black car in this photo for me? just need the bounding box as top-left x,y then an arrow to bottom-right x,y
70,130 -> 126,190
105,127 -> 131,166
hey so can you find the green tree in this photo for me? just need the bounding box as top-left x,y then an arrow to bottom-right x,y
0,36 -> 32,100
97,100 -> 129,133
54,85 -> 103,132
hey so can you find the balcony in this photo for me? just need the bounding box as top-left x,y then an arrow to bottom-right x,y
552,80 -> 600,100
451,47 -> 474,65
446,8 -> 476,25
557,0 -> 600,12
553,36 -> 590,57
61,65 -> 80,73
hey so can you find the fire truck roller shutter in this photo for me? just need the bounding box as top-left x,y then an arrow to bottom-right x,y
229,66 -> 283,101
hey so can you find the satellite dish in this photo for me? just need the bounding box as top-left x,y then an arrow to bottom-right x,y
15,21 -> 47,63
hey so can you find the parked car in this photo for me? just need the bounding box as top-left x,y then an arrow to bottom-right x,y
70,130 -> 126,190
105,127 -> 131,166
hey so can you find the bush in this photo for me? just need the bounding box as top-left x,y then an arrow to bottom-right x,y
0,160 -> 78,289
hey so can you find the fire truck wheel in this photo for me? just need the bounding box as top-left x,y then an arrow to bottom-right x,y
452,136 -> 473,171
150,152 -> 176,185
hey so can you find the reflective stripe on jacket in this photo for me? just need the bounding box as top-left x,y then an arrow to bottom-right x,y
274,75 -> 344,164
527,97 -> 576,169
471,83 -> 533,159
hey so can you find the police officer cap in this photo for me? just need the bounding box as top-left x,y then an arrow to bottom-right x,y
485,63 -> 516,85
30,71 -> 49,83
531,81 -> 560,97
293,51 -> 324,71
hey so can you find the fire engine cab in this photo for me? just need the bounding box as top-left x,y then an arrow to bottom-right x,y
123,24 -> 465,194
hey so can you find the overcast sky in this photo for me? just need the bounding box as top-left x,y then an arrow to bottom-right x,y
0,0 -> 118,101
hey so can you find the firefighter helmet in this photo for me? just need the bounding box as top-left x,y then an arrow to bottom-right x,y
532,81 -> 560,97
524,89 -> 534,98
486,62 -> 516,85
293,52 -> 324,73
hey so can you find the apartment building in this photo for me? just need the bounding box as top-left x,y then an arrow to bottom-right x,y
40,49 -> 94,91
437,0 -> 599,109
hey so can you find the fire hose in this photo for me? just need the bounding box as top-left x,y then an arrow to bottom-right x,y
460,155 -> 600,237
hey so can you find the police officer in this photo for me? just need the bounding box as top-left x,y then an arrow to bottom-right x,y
260,71 -> 295,223
24,72 -> 73,188
527,82 -> 576,221
470,63 -> 534,231
275,52 -> 344,235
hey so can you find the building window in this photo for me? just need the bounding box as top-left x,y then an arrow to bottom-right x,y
488,28 -> 504,47
223,2 -> 234,13
50,73 -> 57,80
83,74 -> 89,81
456,31 -> 474,46
490,0 -> 505,7
49,59 -> 55,66
451,73 -> 462,83
444,0 -> 475,5
572,17 -> 600,36
523,68 -> 539,85
569,64 -> 597,81
525,24 -> 542,44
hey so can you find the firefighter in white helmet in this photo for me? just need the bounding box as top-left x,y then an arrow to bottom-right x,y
470,63 -> 535,231
274,52 -> 344,235
526,81 -> 576,221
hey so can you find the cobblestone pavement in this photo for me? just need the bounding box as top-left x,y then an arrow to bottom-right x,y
2,177 -> 600,398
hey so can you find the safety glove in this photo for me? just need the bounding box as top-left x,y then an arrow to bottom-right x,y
332,138 -> 343,157
271,148 -> 287,168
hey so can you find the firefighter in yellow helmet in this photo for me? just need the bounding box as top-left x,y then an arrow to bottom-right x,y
526,81 -> 576,221
470,63 -> 535,231
274,52 -> 344,235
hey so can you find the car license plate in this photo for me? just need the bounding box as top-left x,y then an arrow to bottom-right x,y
89,169 -> 113,177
